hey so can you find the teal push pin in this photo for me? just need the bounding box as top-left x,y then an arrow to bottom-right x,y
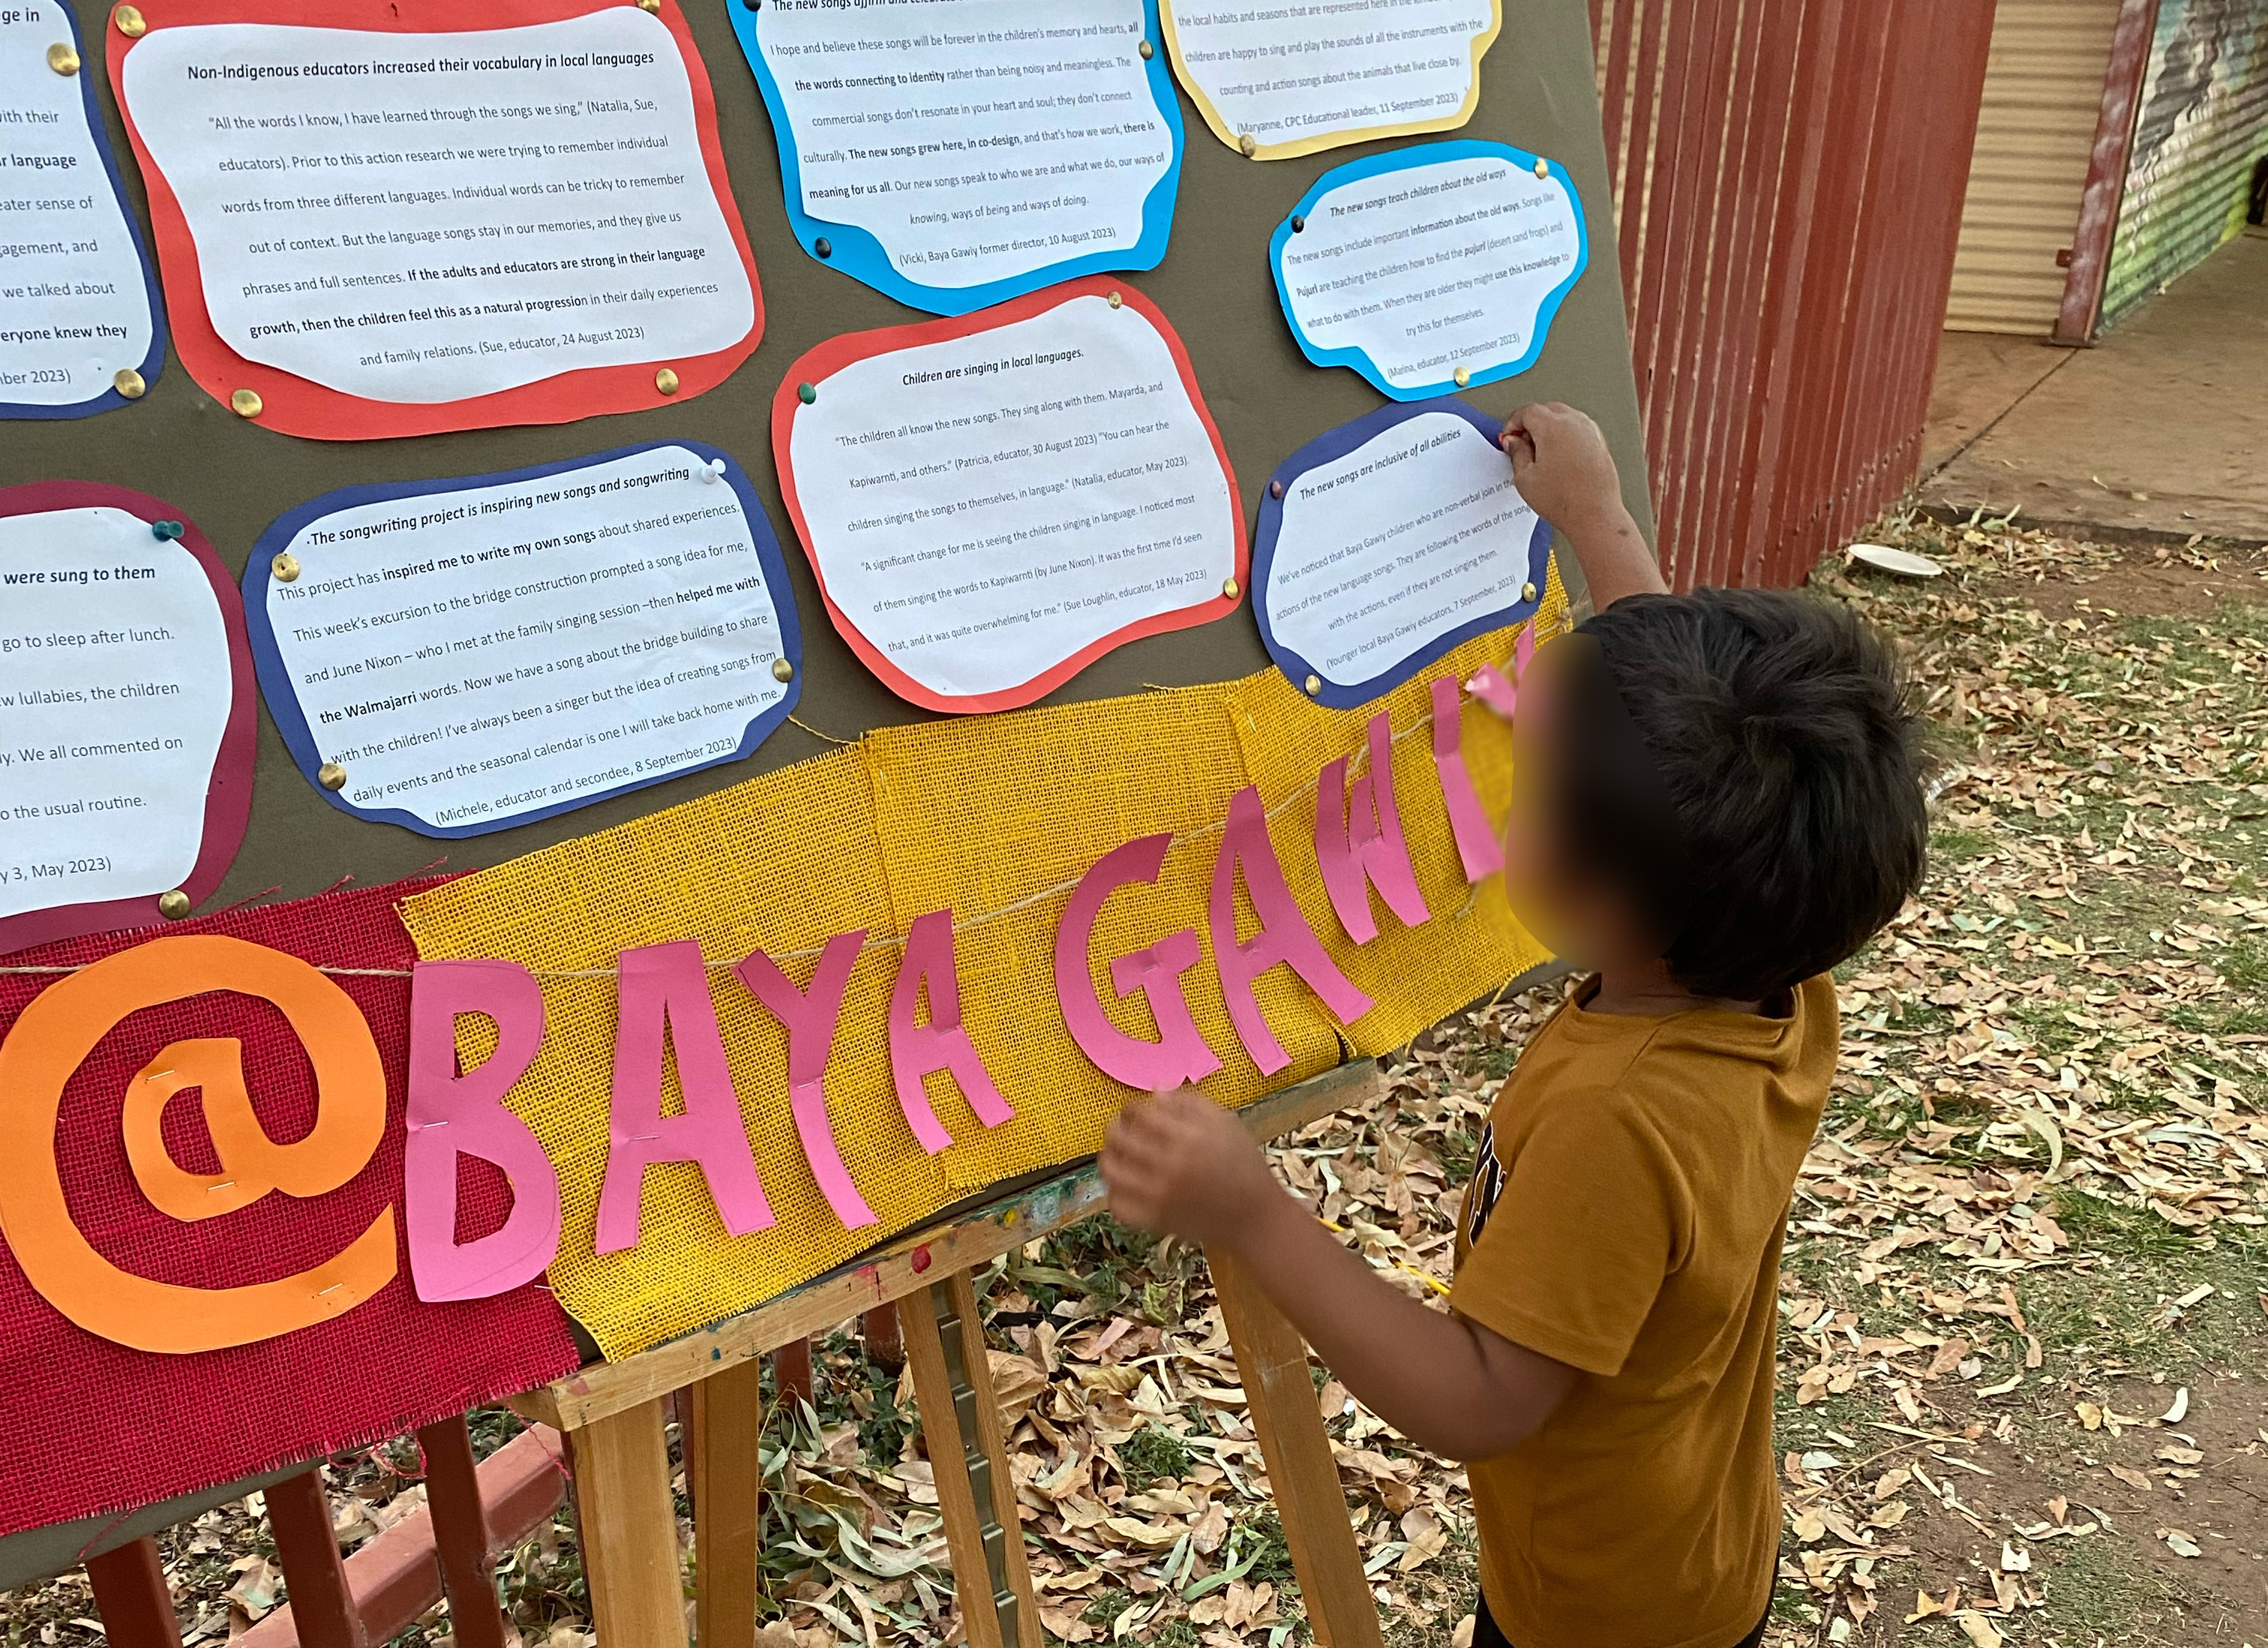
797,382 -> 817,404
151,520 -> 184,542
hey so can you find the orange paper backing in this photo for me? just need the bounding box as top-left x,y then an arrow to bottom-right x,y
399,569 -> 1567,1359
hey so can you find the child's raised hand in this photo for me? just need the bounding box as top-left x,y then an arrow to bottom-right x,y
1100,1085 -> 1279,1248
1502,401 -> 1622,536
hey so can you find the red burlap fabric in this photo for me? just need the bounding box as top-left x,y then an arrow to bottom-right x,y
0,878 -> 584,1539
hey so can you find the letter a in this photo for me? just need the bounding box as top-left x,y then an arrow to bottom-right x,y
1210,785 -> 1373,1074
890,910 -> 1012,1152
595,940 -> 773,1256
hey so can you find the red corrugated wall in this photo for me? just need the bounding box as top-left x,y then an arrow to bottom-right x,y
1591,0 -> 2001,590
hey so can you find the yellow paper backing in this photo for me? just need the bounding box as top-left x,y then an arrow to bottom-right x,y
1159,0 -> 1504,162
398,565 -> 1568,1359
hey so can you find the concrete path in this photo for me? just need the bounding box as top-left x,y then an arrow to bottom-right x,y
1922,229 -> 2267,545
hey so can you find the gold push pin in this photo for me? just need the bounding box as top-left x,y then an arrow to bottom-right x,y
1453,365 -> 1470,388
272,551 -> 300,582
654,366 -> 680,395
635,0 -> 661,11
157,889 -> 192,920
1521,581 -> 1538,602
1239,132 -> 1258,157
1303,674 -> 1322,696
230,387 -> 262,418
113,367 -> 146,398
47,41 -> 80,74
1106,289 -> 1122,308
1533,156 -> 1550,179
113,4 -> 145,35
1221,576 -> 1239,601
1138,38 -> 1153,59
771,657 -> 794,683
318,761 -> 347,791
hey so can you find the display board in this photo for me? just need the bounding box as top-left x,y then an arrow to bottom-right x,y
0,0 -> 1649,1540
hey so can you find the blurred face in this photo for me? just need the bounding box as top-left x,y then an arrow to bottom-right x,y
1500,643 -> 1666,977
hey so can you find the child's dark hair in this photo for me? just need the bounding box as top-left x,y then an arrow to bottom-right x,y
1572,589 -> 1928,999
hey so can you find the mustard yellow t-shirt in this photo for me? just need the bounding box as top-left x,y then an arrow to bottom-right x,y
1450,974 -> 1835,1648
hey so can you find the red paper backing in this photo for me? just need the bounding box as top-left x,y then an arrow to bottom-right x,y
769,277 -> 1249,714
0,482 -> 256,954
0,877 -> 583,1540
106,0 -> 764,442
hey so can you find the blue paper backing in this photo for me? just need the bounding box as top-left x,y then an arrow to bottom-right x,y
1250,398 -> 1552,710
1268,141 -> 1587,403
242,440 -> 803,839
4,0 -> 167,422
728,0 -> 1184,317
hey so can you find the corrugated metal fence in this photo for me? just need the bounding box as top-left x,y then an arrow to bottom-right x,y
1589,0 -> 2001,590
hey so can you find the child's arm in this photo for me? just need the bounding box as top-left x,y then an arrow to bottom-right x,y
1502,402 -> 1665,610
1101,1087 -> 1579,1461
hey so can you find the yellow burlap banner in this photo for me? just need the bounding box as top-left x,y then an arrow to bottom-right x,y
399,572 -> 1565,1359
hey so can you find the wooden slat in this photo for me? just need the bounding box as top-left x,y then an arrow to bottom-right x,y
945,1268 -> 1044,1648
414,1417 -> 508,1648
526,1058 -> 1383,1433
772,1337 -> 815,1407
86,1536 -> 182,1648
266,1470 -> 368,1648
689,1356 -> 766,1648
571,1399 -> 687,1648
861,1301 -> 904,1370
1208,1249 -> 1382,1648
901,1280 -> 1006,1648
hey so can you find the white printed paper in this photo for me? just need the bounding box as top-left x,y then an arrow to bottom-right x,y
1279,147 -> 1582,395
0,509 -> 232,918
262,446 -> 790,833
789,292 -> 1235,707
120,11 -> 752,403
1267,413 -> 1537,689
1165,0 -> 1496,155
2,0 -> 158,408
751,0 -> 1174,296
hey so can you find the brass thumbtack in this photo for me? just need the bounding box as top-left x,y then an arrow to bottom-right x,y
318,761 -> 347,791
1453,365 -> 1471,388
112,4 -> 145,35
158,889 -> 192,920
47,42 -> 80,74
1221,577 -> 1239,601
1533,156 -> 1550,179
1522,581 -> 1538,602
796,381 -> 817,404
1303,674 -> 1322,696
1106,289 -> 1122,308
1238,133 -> 1258,157
113,367 -> 146,398
1138,38 -> 1153,59
771,657 -> 794,683
272,551 -> 300,582
635,0 -> 661,11
230,387 -> 262,418
654,366 -> 680,395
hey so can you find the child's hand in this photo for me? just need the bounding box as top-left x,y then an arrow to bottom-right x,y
1101,1085 -> 1280,1249
1501,401 -> 1623,536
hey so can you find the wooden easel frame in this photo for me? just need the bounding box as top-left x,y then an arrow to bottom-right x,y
508,1060 -> 1388,1648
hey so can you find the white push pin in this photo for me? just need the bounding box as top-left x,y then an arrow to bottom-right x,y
700,458 -> 727,483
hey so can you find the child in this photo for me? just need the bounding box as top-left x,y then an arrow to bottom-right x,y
1100,403 -> 1928,1648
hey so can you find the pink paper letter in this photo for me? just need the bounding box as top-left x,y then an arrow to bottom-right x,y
889,910 -> 1013,1152
404,959 -> 562,1301
596,941 -> 774,1255
1210,785 -> 1374,1074
1054,833 -> 1223,1089
735,932 -> 878,1230
1432,676 -> 1505,881
1466,621 -> 1539,719
1314,711 -> 1430,944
